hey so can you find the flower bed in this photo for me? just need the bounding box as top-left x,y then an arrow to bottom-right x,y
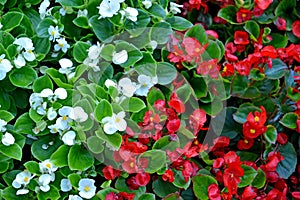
0,0 -> 299,199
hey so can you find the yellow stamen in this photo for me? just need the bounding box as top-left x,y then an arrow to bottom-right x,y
46,163 -> 51,168
254,116 -> 259,122
51,31 -> 55,36
115,118 -> 121,123
244,139 -> 248,144
24,177 -> 29,182
84,186 -> 90,192
250,129 -> 256,134
59,43 -> 64,47
62,116 -> 68,121
223,66 -> 227,72
130,162 -> 134,168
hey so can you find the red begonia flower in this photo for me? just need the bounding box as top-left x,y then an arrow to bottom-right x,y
237,138 -> 254,150
162,169 -> 175,182
102,165 -> 121,180
234,31 -> 249,45
208,184 -> 221,200
189,109 -> 206,134
292,20 -> 300,38
275,17 -> 286,31
241,186 -> 257,200
276,132 -> 288,145
135,172 -> 150,186
255,0 -> 273,10
236,8 -> 252,23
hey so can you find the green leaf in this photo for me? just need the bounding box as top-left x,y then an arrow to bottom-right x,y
264,125 -> 277,144
14,113 -> 35,134
150,22 -> 173,45
68,173 -> 81,187
0,161 -> 9,173
277,142 -> 297,179
9,67 -> 37,88
176,84 -> 192,103
173,170 -> 191,190
148,2 -> 166,18
50,145 -> 70,167
68,144 -> 94,171
100,44 -> 115,61
156,62 -> 177,85
89,16 -> 114,42
139,193 -> 156,200
287,87 -> 300,101
87,136 -> 104,154
95,99 -> 113,122
24,161 -> 40,174
268,33 -> 288,48
96,188 -> 119,200
166,16 -> 193,31
153,177 -> 179,198
120,97 -> 146,113
239,165 -> 257,188
125,9 -> 150,36
205,40 -> 222,61
139,150 -> 166,173
115,41 -> 143,68
190,76 -> 207,99
233,103 -> 261,124
0,110 -> 14,122
0,31 -> 15,48
1,12 -> 24,32
73,99 -> 94,131
265,59 -> 288,80
275,0 -> 296,31
280,112 -> 298,129
73,41 -> 90,63
153,136 -> 180,151
33,75 -> 53,93
231,74 -> 249,97
36,18 -> 56,38
96,129 -> 122,150
252,168 -> 266,189
193,175 -> 217,200
250,68 -> 265,81
244,20 -> 260,39
37,185 -> 60,200
217,5 -> 239,24
147,88 -> 165,105
73,16 -> 90,29
2,186 -> 30,200
0,143 -> 22,160
134,52 -> 157,77
56,0 -> 84,6
31,135 -> 63,161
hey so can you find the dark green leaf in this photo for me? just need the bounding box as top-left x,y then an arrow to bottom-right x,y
277,142 -> 297,179
120,97 -> 146,113
166,16 -> 193,31
280,112 -> 298,129
1,12 -> 24,32
193,175 -> 217,200
68,144 -> 94,171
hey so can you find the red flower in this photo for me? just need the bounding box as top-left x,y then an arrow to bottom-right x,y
196,59 -> 220,79
208,184 -> 221,200
135,172 -> 150,186
266,188 -> 285,200
118,192 -> 135,200
292,20 -> 300,38
154,99 -> 166,112
182,160 -> 194,182
255,0 -> 273,10
206,30 -> 219,39
182,37 -> 206,57
189,109 -> 206,134
234,60 -> 251,76
236,8 -> 252,23
223,163 -> 244,195
162,169 -> 175,182
213,158 -> 224,169
167,46 -> 185,63
237,138 -> 254,150
189,0 -> 208,12
122,158 -> 138,174
264,152 -> 284,172
247,106 -> 267,126
261,46 -> 278,59
292,192 -> 300,200
126,176 -> 140,190
243,121 -> 266,138
106,192 -> 119,200
275,17 -> 286,31
169,93 -> 185,113
225,42 -> 236,54
234,31 -> 249,45
102,165 -> 121,180
166,118 -> 181,133
241,186 -> 257,200
222,63 -> 235,77
276,132 -> 288,145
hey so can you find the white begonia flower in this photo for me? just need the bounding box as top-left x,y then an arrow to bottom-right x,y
39,0 -> 50,19
59,7 -> 67,16
16,189 -> 30,195
77,9 -> 88,17
40,88 -> 68,102
69,195 -> 83,200
169,2 -> 183,14
58,58 -> 75,78
56,106 -> 73,130
14,54 -> 26,68
12,171 -> 33,192
61,178 -> 72,192
37,174 -> 52,192
48,26 -> 60,42
48,124 -> 61,134
86,58 -> 101,72
0,119 -> 7,132
0,54 -> 13,80
142,0 -> 152,9
13,37 -> 34,51
47,107 -> 57,121
69,107 -> 88,122
78,178 -> 96,199
54,38 -> 70,53
88,42 -> 102,60
97,0 -> 123,18
62,131 -> 76,146
39,159 -> 58,174
23,47 -> 36,62
105,79 -> 117,88
0,22 -> 2,29
118,77 -> 137,97
37,102 -> 47,115
120,7 -> 139,22
112,50 -> 128,65
101,111 -> 127,135
29,93 -> 43,109
135,75 -> 157,96
2,132 -> 15,146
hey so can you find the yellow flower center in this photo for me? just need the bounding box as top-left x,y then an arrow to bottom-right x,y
28,50 -> 32,53
51,31 -> 55,36
244,139 -> 248,144
250,129 -> 256,134
208,65 -> 212,69
24,176 -> 29,182
130,162 -> 134,168
46,163 -> 51,168
62,115 -> 68,121
254,116 -> 260,122
195,48 -> 201,53
223,66 -> 227,72
59,43 -> 64,47
242,13 -> 247,18
115,117 -> 121,123
84,186 -> 90,192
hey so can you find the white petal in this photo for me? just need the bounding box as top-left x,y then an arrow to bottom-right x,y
116,118 -> 126,131
62,131 -> 76,146
104,79 -> 117,88
40,88 -> 53,97
58,106 -> 72,116
116,111 -> 125,119
47,108 -> 57,120
69,107 -> 88,122
2,132 -> 15,146
112,50 -> 128,65
23,51 -> 35,61
59,58 -> 73,69
61,179 -> 72,192
16,189 -> 29,195
12,180 -> 21,189
103,122 -> 117,134
39,174 -> 51,185
54,88 -> 67,99
14,55 -> 26,68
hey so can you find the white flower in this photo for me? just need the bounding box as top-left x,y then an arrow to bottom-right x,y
48,124 -> 61,134
39,159 -> 58,174
13,37 -> 34,51
56,106 -> 73,130
54,38 -> 70,53
14,37 -> 36,62
78,178 -> 96,199
84,58 -> 100,72
77,9 -> 88,17
101,111 -> 126,135
118,77 -> 137,97
12,171 -> 33,191
61,178 -> 72,192
23,47 -> 36,62
112,50 -> 128,65
40,88 -> 68,102
62,131 -> 76,146
37,174 -> 52,192
69,195 -> 83,200
58,58 -> 75,78
69,107 -> 88,122
0,54 -> 13,80
47,107 -> 57,121
48,26 -> 60,42
14,55 -> 26,68
135,74 -> 157,96
59,7 -> 67,16
120,7 -> 139,22
39,0 -> 50,19
169,2 -> 183,14
97,0 -> 122,18
2,132 -> 15,146
0,22 -> 2,29
37,102 -> 47,115
142,0 -> 152,9
0,119 -> 7,132
104,79 -> 117,88
88,42 -> 103,60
